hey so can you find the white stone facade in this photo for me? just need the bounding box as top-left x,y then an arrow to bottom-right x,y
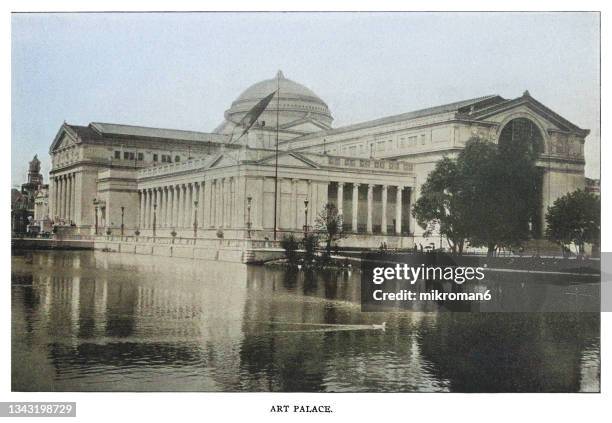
47,73 -> 589,247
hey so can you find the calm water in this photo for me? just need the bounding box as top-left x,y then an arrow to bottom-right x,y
12,250 -> 600,392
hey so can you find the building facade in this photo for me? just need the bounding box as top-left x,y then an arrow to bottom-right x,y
47,72 -> 589,247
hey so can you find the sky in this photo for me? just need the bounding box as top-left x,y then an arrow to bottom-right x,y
11,12 -> 600,184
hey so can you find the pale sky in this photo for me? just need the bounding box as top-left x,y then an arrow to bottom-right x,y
11,12 -> 600,184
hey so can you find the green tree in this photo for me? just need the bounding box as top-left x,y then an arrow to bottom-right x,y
412,137 -> 540,255
314,203 -> 344,256
412,156 -> 471,254
545,189 -> 600,255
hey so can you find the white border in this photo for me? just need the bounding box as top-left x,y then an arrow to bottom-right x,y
2,2 -> 609,422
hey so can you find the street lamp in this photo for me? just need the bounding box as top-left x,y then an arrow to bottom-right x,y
246,196 -> 252,238
120,206 -> 125,237
152,203 -> 157,238
193,200 -> 198,238
303,199 -> 309,238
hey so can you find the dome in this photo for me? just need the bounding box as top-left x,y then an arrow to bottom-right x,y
215,71 -> 333,135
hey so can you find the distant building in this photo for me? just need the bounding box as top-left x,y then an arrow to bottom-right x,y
585,178 -> 600,196
11,155 -> 49,234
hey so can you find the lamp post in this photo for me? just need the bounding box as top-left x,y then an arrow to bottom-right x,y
193,200 -> 198,238
152,203 -> 157,238
303,199 -> 309,238
120,206 -> 125,237
246,196 -> 252,238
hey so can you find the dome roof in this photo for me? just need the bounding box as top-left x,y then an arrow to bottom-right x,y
235,70 -> 322,104
216,71 -> 333,135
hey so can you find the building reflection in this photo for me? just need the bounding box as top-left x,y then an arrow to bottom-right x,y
11,251 -> 601,392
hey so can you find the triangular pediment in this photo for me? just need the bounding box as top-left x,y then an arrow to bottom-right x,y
467,94 -> 589,137
257,152 -> 319,168
280,116 -> 331,133
49,124 -> 79,153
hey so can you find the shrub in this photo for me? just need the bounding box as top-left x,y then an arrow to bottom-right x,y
280,234 -> 300,264
302,233 -> 319,263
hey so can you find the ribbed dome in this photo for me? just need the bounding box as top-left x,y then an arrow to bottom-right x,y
215,71 -> 333,135
235,70 -> 322,103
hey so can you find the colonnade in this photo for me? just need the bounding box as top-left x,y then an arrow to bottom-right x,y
333,182 -> 409,235
139,178 -> 242,231
51,172 -> 78,224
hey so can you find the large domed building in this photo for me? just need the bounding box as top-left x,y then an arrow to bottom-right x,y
45,72 -> 589,260
215,71 -> 333,139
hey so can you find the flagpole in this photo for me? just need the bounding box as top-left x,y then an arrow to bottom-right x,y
273,71 -> 280,241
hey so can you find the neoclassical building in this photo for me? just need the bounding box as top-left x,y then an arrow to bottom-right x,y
48,71 -> 589,248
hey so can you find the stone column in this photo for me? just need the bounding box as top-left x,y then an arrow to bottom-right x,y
57,176 -> 63,219
161,188 -> 167,227
178,185 -> 184,228
209,180 -> 216,228
71,173 -> 76,223
148,189 -> 154,229
290,179 -> 298,230
203,180 -> 211,228
143,190 -> 149,229
63,176 -> 69,220
164,187 -> 170,227
153,189 -> 159,228
139,190 -> 145,229
381,184 -> 388,234
367,184 -> 374,233
198,181 -> 205,228
184,184 -> 191,229
54,176 -> 59,219
409,187 -> 417,236
163,187 -> 168,229
168,186 -> 174,228
66,174 -> 72,223
172,185 -> 179,228
337,182 -> 344,216
395,186 -> 403,235
352,183 -> 359,232
217,179 -> 224,228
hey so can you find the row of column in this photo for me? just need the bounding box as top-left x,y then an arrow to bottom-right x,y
335,182 -> 406,235
139,178 -> 241,231
51,172 -> 77,223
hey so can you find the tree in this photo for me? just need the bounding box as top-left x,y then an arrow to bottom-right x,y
412,137 -> 541,255
411,157 -> 470,254
545,189 -> 600,255
314,203 -> 345,256
280,234 -> 300,264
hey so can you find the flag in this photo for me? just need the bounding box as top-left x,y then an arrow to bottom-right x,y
234,90 -> 277,141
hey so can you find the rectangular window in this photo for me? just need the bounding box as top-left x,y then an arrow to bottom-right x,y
421,134 -> 427,145
114,151 -> 121,159
408,136 -> 417,146
153,154 -> 158,162
138,153 -> 144,161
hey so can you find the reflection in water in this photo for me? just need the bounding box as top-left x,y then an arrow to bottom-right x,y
11,250 -> 600,392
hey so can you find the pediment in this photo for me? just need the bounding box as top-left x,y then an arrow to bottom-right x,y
257,152 -> 319,168
469,95 -> 588,137
49,124 -> 79,153
280,116 -> 331,133
206,154 -> 236,169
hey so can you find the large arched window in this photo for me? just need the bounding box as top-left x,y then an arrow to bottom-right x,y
498,117 -> 544,159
